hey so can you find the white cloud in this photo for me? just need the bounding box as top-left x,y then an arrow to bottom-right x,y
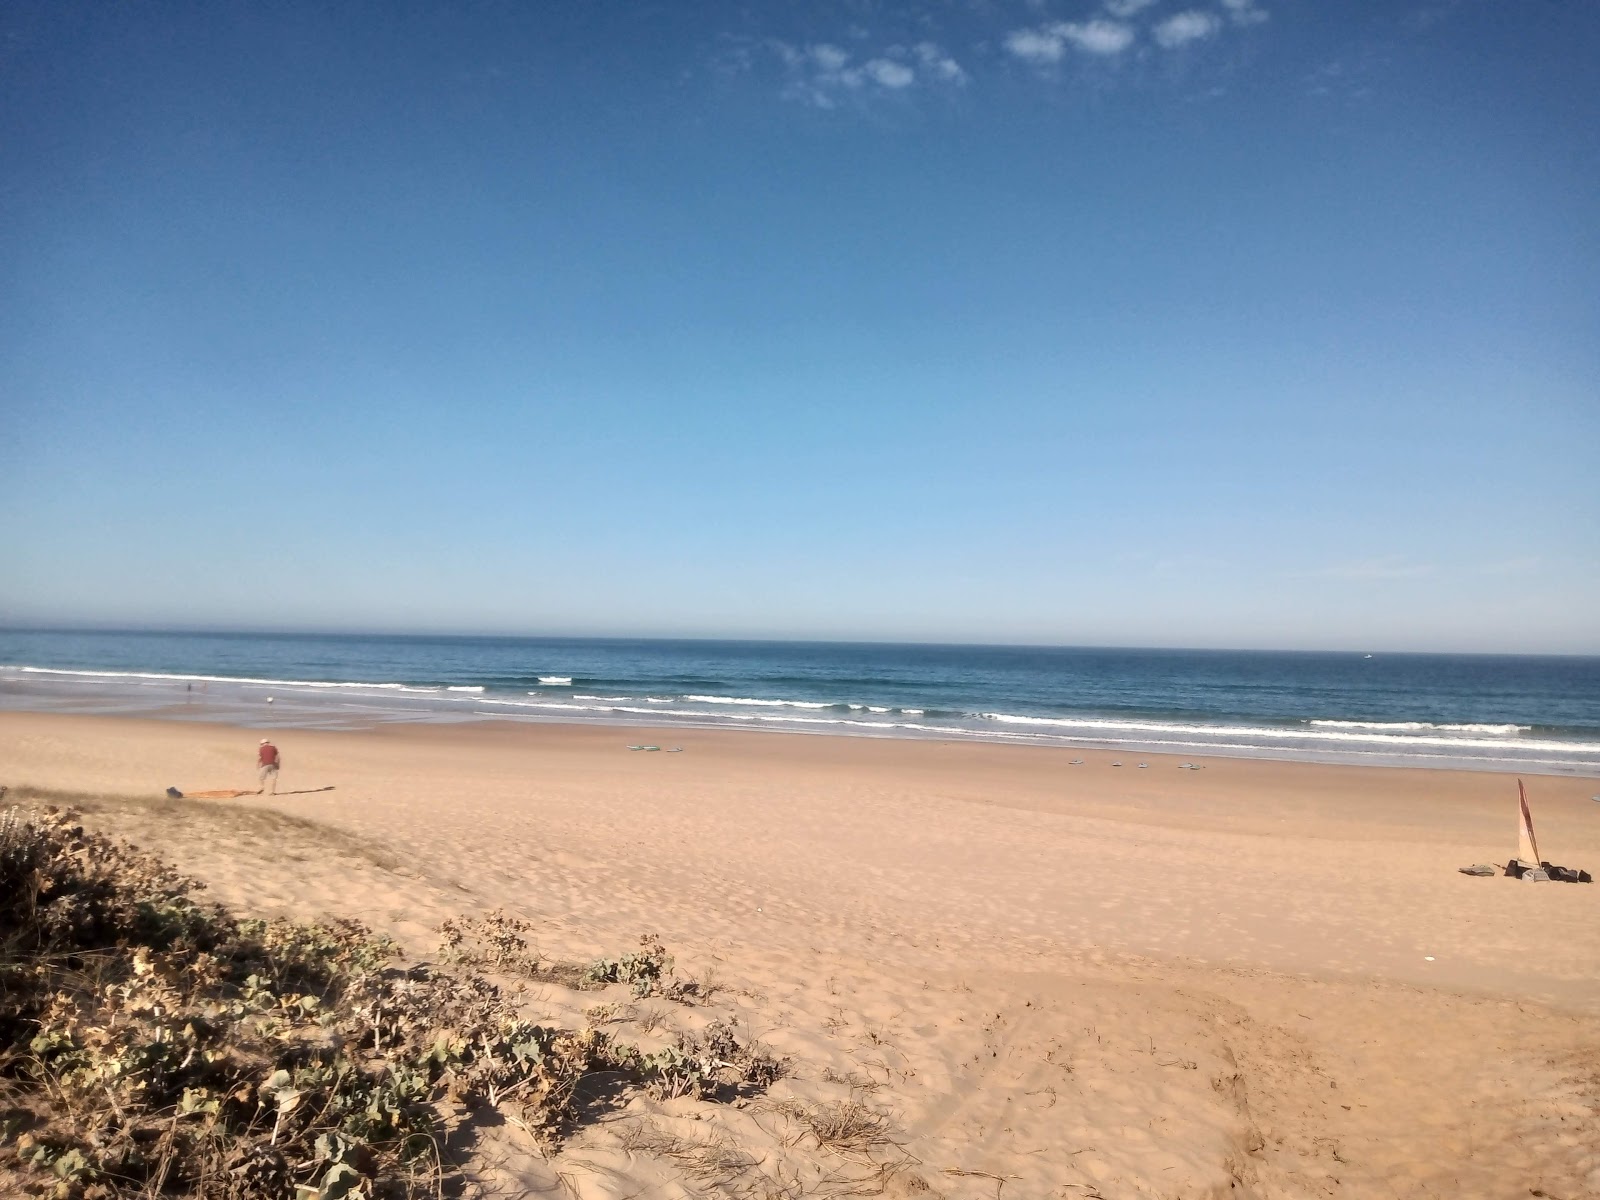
811,43 -> 850,72
1104,0 -> 1157,16
763,38 -> 966,107
1153,11 -> 1223,47
1005,28 -> 1068,63
1005,19 -> 1136,63
914,41 -> 969,85
767,40 -> 803,69
865,59 -> 915,88
1067,19 -> 1139,54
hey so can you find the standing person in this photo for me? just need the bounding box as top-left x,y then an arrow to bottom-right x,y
257,738 -> 281,794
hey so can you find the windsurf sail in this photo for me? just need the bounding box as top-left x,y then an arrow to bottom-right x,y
1517,778 -> 1540,865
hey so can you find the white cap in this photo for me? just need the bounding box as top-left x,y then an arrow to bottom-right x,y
260,739 -> 271,745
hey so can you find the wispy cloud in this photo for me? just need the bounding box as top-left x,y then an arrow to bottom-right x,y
1153,11 -> 1224,49
1476,556 -> 1542,577
1005,1 -> 1268,66
1310,556 -> 1435,581
1004,19 -> 1137,63
767,38 -> 967,107
1408,0 -> 1468,33
1220,0 -> 1270,26
736,1 -> 1271,104
913,41 -> 969,85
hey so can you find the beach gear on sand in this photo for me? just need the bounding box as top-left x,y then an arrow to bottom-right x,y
1497,781 -> 1592,882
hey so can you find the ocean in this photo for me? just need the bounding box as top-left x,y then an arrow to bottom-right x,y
2,629 -> 1598,776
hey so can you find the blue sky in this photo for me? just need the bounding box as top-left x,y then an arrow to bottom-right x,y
2,0 -> 1596,652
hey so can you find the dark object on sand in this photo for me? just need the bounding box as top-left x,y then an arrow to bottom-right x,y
1546,865 -> 1590,883
1504,859 -> 1592,883
165,786 -> 183,799
1458,864 -> 1495,876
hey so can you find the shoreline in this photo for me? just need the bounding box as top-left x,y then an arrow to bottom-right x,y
5,669 -> 1600,778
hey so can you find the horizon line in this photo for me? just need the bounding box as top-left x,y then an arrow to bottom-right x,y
1,623 -> 1596,661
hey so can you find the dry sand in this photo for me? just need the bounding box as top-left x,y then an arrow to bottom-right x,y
3,710 -> 1598,1198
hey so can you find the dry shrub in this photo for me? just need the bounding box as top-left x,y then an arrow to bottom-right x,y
614,1120 -> 761,1184
632,1020 -> 785,1102
768,1099 -> 899,1155
0,807 -> 778,1200
436,910 -> 587,989
581,934 -> 673,997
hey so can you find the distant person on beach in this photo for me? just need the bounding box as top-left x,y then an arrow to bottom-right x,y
257,739 -> 280,794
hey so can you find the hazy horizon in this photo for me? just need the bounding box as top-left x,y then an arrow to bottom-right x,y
2,622 -> 1596,660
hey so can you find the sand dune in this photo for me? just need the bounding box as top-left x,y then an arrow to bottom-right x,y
3,711 -> 1597,1198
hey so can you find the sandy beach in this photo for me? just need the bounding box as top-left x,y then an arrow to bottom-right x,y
4,710 -> 1597,1198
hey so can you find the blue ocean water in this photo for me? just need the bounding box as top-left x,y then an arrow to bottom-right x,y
2,629 -> 1598,776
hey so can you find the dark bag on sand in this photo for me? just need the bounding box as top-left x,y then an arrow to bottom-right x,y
1546,865 -> 1591,884
1505,859 -> 1592,883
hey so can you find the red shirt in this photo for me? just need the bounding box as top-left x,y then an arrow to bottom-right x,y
258,744 -> 279,766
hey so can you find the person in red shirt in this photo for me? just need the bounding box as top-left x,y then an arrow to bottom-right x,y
257,739 -> 280,794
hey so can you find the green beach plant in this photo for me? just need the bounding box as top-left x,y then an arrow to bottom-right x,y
0,806 -> 779,1199
582,933 -> 673,997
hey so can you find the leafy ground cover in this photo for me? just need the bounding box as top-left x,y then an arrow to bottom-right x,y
0,806 -> 780,1199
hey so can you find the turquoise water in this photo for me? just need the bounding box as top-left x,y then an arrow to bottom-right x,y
2,630 -> 1598,775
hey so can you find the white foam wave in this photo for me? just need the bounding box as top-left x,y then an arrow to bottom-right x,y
683,694 -> 832,710
5,664 -> 434,692
9,662 -> 1593,770
465,696 -> 927,731
538,676 -> 572,685
1308,719 -> 1530,735
977,712 -> 1595,755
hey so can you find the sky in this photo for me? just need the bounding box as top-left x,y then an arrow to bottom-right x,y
1,0 -> 1596,653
